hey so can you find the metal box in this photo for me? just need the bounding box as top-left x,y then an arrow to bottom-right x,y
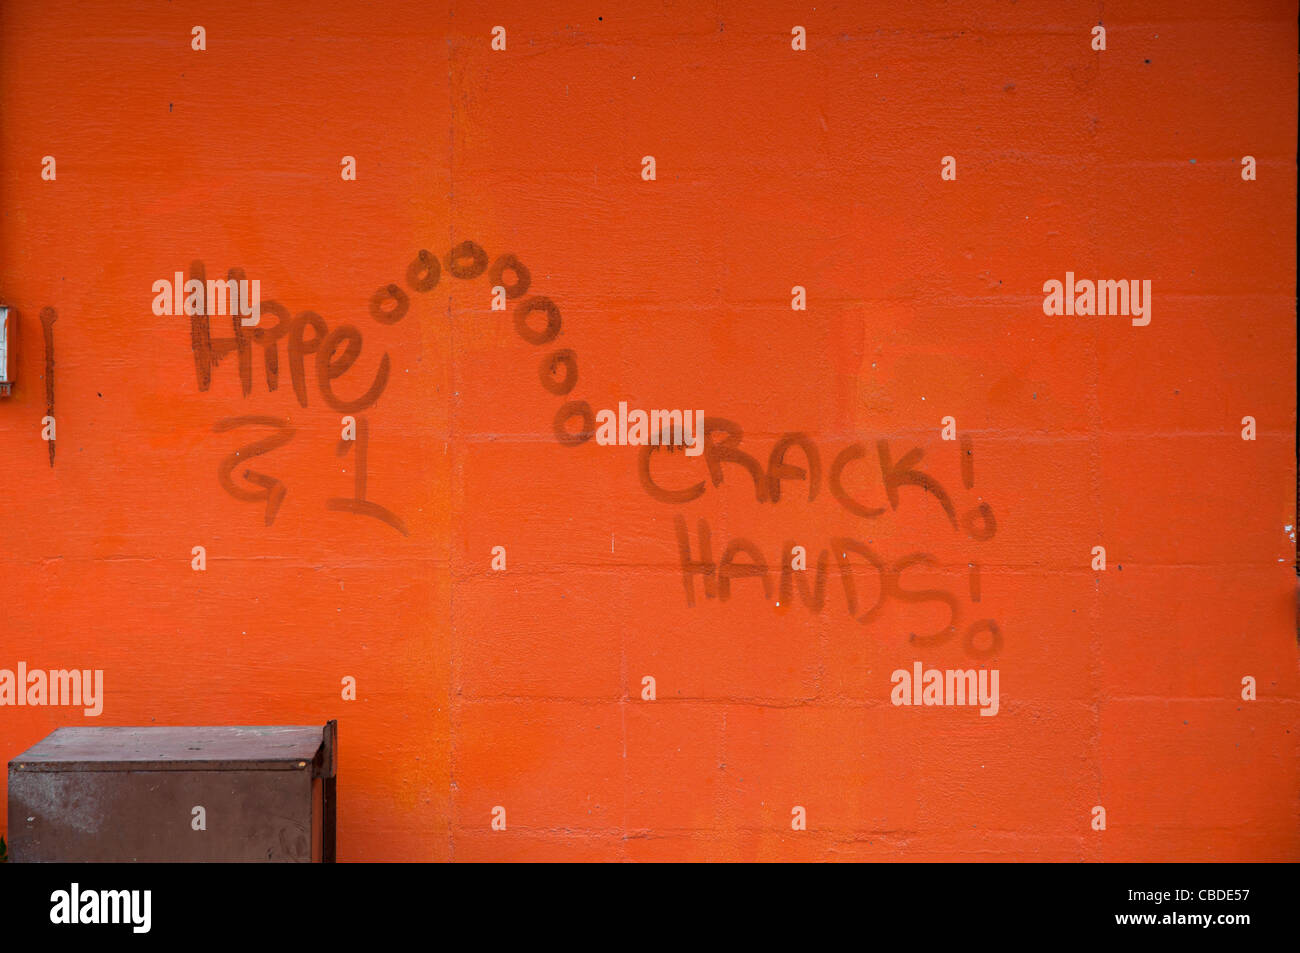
7,722 -> 336,862
0,305 -> 13,397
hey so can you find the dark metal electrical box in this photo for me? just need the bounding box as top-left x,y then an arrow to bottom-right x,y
7,722 -> 337,862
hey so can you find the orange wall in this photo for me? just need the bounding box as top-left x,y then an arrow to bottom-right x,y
0,0 -> 1295,861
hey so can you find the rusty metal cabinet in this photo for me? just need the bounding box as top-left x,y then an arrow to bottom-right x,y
7,723 -> 336,862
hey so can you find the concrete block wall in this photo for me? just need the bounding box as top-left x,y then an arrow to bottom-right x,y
0,0 -> 1295,860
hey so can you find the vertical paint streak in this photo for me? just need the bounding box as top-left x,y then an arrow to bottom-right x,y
39,306 -> 56,467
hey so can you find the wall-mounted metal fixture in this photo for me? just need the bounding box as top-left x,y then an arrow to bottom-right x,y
0,306 -> 13,396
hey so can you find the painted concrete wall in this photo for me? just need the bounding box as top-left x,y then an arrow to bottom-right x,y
0,0 -> 1295,861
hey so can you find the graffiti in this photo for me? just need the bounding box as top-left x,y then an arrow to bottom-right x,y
639,423 -> 993,535
209,413 -> 409,536
188,238 -> 1002,655
187,262 -> 390,412
40,307 -> 57,467
273,824 -> 310,861
652,425 -> 1000,655
675,516 -> 1001,657
193,242 -> 522,533
191,257 -> 403,533
487,242 -> 1004,656
325,415 -> 408,536
212,416 -> 296,527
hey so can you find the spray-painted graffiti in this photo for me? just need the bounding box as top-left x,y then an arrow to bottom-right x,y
648,427 -> 1000,655
187,238 -> 1003,656
491,248 -> 1004,658
189,243 -> 527,534
40,307 -> 57,468
186,261 -> 390,410
187,259 -> 404,535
